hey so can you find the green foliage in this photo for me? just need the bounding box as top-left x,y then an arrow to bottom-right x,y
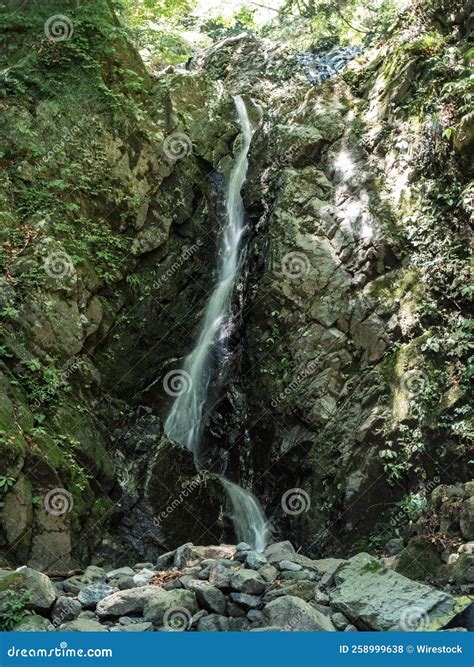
0,589 -> 30,631
0,476 -> 16,492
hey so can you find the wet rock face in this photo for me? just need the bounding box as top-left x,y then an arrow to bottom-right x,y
5,542 -> 471,633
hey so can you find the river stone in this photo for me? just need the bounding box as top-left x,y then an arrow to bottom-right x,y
196,614 -> 229,632
51,596 -> 82,625
264,541 -> 295,563
208,564 -> 233,589
231,569 -> 266,595
259,564 -> 278,583
279,560 -> 302,572
14,615 -> 54,631
280,571 -> 314,581
133,569 -> 155,587
245,551 -> 267,569
264,596 -> 336,631
106,567 -> 135,580
78,583 -> 118,609
155,551 -> 175,570
227,601 -> 247,617
119,622 -> 153,632
143,589 -> 197,625
14,567 -> 57,611
247,609 -> 265,623
174,543 -> 198,569
264,581 -> 315,603
57,619 -> 108,632
229,592 -> 261,609
187,580 -> 226,614
331,553 -> 456,631
332,612 -> 350,630
96,586 -> 161,617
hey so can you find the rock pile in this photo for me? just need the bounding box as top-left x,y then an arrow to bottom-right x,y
1,542 -> 471,632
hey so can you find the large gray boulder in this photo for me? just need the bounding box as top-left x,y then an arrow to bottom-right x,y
57,619 -> 108,632
96,586 -> 161,617
13,567 -> 57,611
230,569 -> 266,595
143,589 -> 198,625
186,581 -> 226,614
331,553 -> 456,631
264,596 -> 335,631
78,584 -> 118,609
51,596 -> 82,626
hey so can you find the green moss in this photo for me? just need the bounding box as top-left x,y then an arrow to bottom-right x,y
396,537 -> 443,581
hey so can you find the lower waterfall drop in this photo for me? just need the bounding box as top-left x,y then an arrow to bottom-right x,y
164,95 -> 269,552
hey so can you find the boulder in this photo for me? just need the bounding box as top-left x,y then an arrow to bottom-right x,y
264,581 -> 315,603
12,567 -> 57,611
229,593 -> 261,609
96,586 -> 161,617
57,619 -> 107,632
208,564 -> 233,589
106,567 -> 135,580
78,584 -> 118,609
187,581 -> 226,614
51,596 -> 82,625
14,615 -> 54,631
279,560 -> 302,572
230,569 -> 266,595
264,541 -> 296,563
460,497 -> 474,541
264,596 -> 335,631
143,589 -> 197,625
332,553 -> 456,631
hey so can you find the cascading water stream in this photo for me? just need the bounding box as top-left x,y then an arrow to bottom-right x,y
164,95 -> 269,551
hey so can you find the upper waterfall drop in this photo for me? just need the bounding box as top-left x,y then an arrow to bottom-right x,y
164,95 -> 255,464
163,95 -> 269,552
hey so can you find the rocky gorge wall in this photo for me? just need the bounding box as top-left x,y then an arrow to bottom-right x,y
0,0 -> 472,596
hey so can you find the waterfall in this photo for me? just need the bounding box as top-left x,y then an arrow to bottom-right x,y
164,95 -> 269,552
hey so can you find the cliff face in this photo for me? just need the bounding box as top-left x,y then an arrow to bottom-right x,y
0,0 -> 472,580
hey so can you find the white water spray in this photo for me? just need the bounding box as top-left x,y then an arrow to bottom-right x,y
164,95 -> 269,551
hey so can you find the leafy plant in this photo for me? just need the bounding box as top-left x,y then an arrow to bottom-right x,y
0,590 -> 31,631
